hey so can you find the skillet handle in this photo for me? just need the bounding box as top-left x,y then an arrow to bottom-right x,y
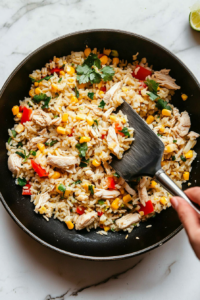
155,168 -> 200,214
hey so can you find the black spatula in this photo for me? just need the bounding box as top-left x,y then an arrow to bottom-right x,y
111,101 -> 200,214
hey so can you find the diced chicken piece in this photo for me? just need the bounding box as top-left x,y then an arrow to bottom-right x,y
116,213 -> 141,229
27,136 -> 48,150
138,177 -> 149,206
75,211 -> 98,230
124,182 -> 137,197
173,111 -> 191,137
8,153 -> 23,175
187,131 -> 200,140
102,107 -> 114,121
35,192 -> 50,212
104,82 -> 123,102
85,170 -> 94,178
94,189 -> 120,199
90,127 -> 99,138
173,107 -> 180,119
46,154 -> 79,172
152,69 -> 180,90
107,126 -> 120,156
51,117 -> 62,126
32,110 -> 51,127
88,105 -> 103,116
76,194 -> 89,201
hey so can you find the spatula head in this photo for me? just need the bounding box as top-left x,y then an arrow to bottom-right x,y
111,101 -> 165,181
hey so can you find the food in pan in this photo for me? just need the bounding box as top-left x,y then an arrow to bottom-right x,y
6,48 -> 199,233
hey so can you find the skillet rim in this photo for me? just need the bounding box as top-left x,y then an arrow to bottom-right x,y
1,28 -> 198,261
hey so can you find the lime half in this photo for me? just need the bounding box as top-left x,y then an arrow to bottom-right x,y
189,9 -> 200,31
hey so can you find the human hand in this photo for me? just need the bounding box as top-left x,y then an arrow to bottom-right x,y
170,187 -> 200,259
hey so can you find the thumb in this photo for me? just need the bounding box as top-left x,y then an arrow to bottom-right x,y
170,196 -> 200,245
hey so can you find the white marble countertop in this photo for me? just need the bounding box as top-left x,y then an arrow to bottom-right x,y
1,0 -> 200,299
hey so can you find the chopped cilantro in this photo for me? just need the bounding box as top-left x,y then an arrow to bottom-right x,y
88,92 -> 94,100
37,75 -> 53,83
119,127 -> 130,137
33,93 -> 51,109
16,151 -> 25,159
7,137 -> 12,144
145,79 -> 159,93
111,50 -> 119,57
93,119 -> 98,126
173,140 -> 177,143
29,76 -> 36,83
113,172 -> 120,178
58,77 -> 62,83
111,227 -> 115,232
88,185 -> 94,195
76,64 -> 101,84
83,53 -> 101,68
180,155 -> 186,162
58,183 -> 66,196
45,140 -> 58,147
79,158 -> 89,168
156,99 -> 172,111
75,86 -> 79,98
17,142 -> 23,148
157,133 -> 162,137
29,150 -> 36,156
172,155 -> 176,161
17,177 -> 27,187
98,200 -> 105,205
54,115 -> 59,118
75,142 -> 88,158
146,91 -> 159,101
11,130 -> 17,138
98,100 -> 106,109
69,180 -> 82,186
101,66 -> 115,82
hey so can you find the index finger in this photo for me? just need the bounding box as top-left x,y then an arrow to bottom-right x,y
184,187 -> 200,206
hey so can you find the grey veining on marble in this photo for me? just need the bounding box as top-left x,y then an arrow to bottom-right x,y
0,0 -> 200,299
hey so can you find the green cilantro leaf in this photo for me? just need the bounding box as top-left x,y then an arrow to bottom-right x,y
172,155 -> 176,161
98,200 -> 105,205
88,185 -> 94,195
156,99 -> 172,111
111,227 -> 115,232
33,93 -> 48,103
37,75 -> 53,83
100,66 -> 115,81
98,100 -> 106,109
75,142 -> 88,158
83,53 -> 101,68
180,155 -> 186,162
157,133 -> 162,137
88,92 -> 94,100
58,77 -> 62,83
16,151 -> 25,159
146,91 -> 159,101
11,130 -> 17,138
145,79 -> 159,94
29,76 -> 36,83
41,96 -> 51,109
119,127 -> 130,137
79,158 -> 89,168
29,150 -> 36,156
113,172 -> 120,178
173,140 -> 177,143
17,142 -> 23,148
74,180 -> 82,185
17,177 -> 27,187
75,86 -> 79,98
8,137 -> 12,144
92,119 -> 98,127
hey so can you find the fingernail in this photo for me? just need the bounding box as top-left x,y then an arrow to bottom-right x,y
170,197 -> 178,209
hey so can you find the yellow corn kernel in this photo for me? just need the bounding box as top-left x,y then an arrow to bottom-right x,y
66,66 -> 75,76
38,206 -> 47,214
146,115 -> 155,124
86,116 -> 94,126
59,70 -> 65,76
34,82 -> 39,87
171,172 -> 176,176
119,188 -> 125,195
65,220 -> 74,230
100,55 -> 108,65
149,180 -> 157,189
99,91 -> 104,98
64,189 -> 72,197
162,109 -> 171,117
181,94 -> 188,101
84,48 -> 91,57
36,150 -> 41,158
92,159 -> 101,167
76,114 -> 86,121
103,49 -> 111,56
12,106 -> 19,116
161,161 -> 166,167
51,83 -> 58,93
113,57 -> 120,65
110,115 -> 117,122
157,87 -> 161,91
29,89 -> 34,97
15,123 -> 24,133
183,172 -> 190,180
70,96 -> 78,103
159,125 -> 165,133
39,81 -> 44,87
165,145 -> 174,153
35,87 -> 41,95
108,142 -> 117,151
111,198 -> 120,210
50,171 -> 61,179
122,87 -> 128,92
104,226 -> 110,232
79,136 -> 91,143
62,113 -> 68,122
37,143 -> 45,152
16,112 -> 23,119
160,197 -> 167,205
185,150 -> 193,159
120,117 -> 126,124
57,126 -> 66,135
82,183 -> 89,192
123,194 -> 132,203
139,211 -> 144,217
78,83 -> 86,89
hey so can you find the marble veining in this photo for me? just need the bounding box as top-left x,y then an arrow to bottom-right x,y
1,0 -> 200,299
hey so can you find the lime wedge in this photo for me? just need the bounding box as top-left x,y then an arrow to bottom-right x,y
189,9 -> 200,31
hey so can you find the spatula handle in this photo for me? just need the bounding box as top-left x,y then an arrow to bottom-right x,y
155,169 -> 200,214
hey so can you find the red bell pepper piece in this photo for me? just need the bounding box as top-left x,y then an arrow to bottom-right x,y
98,211 -> 103,217
139,200 -> 154,215
76,206 -> 85,215
100,86 -> 106,92
22,183 -> 32,195
139,81 -> 147,88
98,54 -> 104,58
31,160 -> 49,177
68,128 -> 74,137
50,68 -> 62,74
21,106 -> 32,124
107,177 -> 115,189
132,65 -> 152,81
101,134 -> 107,140
115,123 -> 124,136
19,105 -> 24,112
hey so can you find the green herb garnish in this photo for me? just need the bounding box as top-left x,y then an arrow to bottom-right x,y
79,158 -> 89,168
118,127 -> 130,137
88,92 -> 94,100
172,155 -> 176,161
111,227 -> 115,232
98,100 -> 106,109
58,183 -> 66,196
58,77 -> 62,83
101,66 -> 115,82
111,50 -> 119,57
98,200 -> 105,205
17,177 -> 27,187
16,151 -> 25,159
88,185 -> 94,195
113,172 -> 120,178
33,93 -> 51,109
180,155 -> 186,162
146,91 -> 159,101
156,99 -> 172,111
157,133 -> 162,137
69,180 -> 82,186
145,79 -> 159,94
75,86 -> 79,98
11,130 -> 17,138
8,137 -> 12,144
29,150 -> 36,156
93,119 -> 98,127
29,75 -> 53,83
17,142 -> 23,148
75,142 -> 88,158
45,140 -> 58,147
173,140 -> 177,143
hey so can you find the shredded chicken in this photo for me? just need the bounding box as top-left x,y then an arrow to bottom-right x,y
88,105 -> 103,116
104,81 -> 123,102
51,117 -> 62,126
35,192 -> 50,212
107,126 -> 120,156
173,111 -> 191,137
138,177 -> 150,206
46,154 -> 79,172
75,211 -> 98,230
85,170 -> 94,178
116,213 -> 141,229
103,161 -> 112,175
27,136 -> 48,150
32,109 -> 51,127
187,131 -> 200,140
102,107 -> 114,121
124,182 -> 137,197
8,153 -> 22,175
94,189 -> 120,199
76,194 -> 89,201
152,69 -> 180,90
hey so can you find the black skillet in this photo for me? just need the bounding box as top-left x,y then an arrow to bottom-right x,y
0,29 -> 200,261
